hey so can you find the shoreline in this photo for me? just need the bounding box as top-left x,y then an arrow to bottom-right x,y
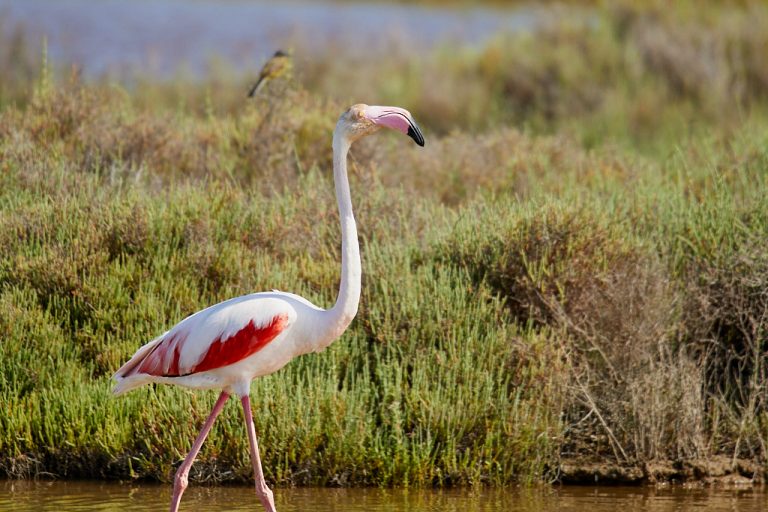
558,457 -> 764,487
2,455 -> 765,487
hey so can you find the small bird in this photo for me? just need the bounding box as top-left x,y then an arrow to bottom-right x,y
247,50 -> 292,98
112,104 -> 424,512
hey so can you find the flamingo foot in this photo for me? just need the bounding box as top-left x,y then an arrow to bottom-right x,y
168,391 -> 230,512
256,485 -> 276,512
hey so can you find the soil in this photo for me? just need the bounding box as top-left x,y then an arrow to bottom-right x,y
558,456 -> 764,486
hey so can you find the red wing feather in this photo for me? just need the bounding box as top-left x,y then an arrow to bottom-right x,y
134,331 -> 187,377
191,314 -> 289,373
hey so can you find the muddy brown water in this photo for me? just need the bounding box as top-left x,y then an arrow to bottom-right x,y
1,481 -> 766,511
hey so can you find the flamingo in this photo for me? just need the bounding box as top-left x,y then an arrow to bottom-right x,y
112,104 -> 425,512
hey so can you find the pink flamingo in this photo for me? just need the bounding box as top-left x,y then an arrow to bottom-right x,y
112,104 -> 424,512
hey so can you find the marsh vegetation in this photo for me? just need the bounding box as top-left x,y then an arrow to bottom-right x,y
0,1 -> 766,486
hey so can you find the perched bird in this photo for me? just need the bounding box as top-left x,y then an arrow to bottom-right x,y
112,104 -> 425,512
247,50 -> 292,97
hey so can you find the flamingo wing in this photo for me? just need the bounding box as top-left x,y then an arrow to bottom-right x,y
115,296 -> 295,381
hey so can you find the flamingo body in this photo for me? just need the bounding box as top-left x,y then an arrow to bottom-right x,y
112,291 -> 338,396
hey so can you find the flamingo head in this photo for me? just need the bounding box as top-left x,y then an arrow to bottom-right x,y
337,104 -> 425,147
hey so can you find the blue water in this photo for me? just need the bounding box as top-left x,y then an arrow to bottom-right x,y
0,0 -> 542,78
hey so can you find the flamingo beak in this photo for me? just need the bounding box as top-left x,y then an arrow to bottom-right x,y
365,106 -> 425,147
406,121 -> 426,147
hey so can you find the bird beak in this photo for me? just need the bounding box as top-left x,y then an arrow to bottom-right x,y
365,106 -> 425,147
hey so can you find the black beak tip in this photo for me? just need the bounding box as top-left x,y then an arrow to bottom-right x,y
407,125 -> 425,147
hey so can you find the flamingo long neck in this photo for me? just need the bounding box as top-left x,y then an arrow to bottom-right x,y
321,130 -> 361,345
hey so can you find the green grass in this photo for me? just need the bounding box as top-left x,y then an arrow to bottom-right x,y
0,163 -> 562,485
0,1 -> 767,486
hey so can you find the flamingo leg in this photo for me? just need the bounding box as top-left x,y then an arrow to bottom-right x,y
241,395 -> 277,512
169,391 -> 230,512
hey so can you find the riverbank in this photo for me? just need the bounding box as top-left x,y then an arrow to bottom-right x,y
560,457 -> 762,486
1,1 -> 767,487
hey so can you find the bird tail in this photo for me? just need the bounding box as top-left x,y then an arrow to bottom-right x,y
111,333 -> 166,395
112,374 -> 156,396
247,77 -> 265,98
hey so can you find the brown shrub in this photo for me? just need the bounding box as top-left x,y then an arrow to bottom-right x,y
446,205 -> 706,463
683,240 -> 768,460
104,203 -> 150,260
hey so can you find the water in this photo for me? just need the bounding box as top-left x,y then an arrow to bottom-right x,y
0,0 -> 543,78
0,481 -> 765,512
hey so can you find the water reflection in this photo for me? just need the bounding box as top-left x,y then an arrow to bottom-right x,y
1,481 -> 765,512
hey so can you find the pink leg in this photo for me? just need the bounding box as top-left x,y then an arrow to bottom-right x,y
169,391 -> 230,512
241,395 -> 277,512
